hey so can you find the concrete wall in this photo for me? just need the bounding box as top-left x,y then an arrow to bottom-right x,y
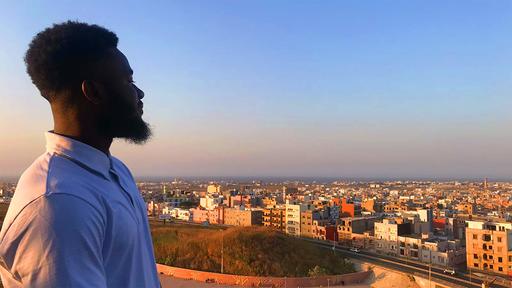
157,264 -> 371,287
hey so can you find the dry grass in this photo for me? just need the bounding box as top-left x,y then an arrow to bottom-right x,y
151,223 -> 355,277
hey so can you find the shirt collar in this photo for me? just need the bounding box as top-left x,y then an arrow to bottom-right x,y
45,131 -> 111,179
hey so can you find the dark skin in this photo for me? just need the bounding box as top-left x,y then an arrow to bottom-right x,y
50,48 -> 145,155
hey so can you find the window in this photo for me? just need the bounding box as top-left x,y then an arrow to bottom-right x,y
498,257 -> 503,263
474,263 -> 479,268
473,234 -> 478,240
498,237 -> 502,243
499,267 -> 503,272
474,254 -> 478,259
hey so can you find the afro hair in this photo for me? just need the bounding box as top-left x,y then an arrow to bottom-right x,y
25,21 -> 118,100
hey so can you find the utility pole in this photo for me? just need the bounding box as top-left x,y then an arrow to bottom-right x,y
221,229 -> 224,274
428,262 -> 432,288
333,222 -> 336,253
427,249 -> 432,288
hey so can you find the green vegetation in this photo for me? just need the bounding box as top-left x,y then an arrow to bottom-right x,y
151,222 -> 354,277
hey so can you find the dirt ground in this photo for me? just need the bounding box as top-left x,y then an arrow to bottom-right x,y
352,259 -> 419,288
158,259 -> 419,288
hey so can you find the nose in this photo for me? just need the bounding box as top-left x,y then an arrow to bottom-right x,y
134,84 -> 144,99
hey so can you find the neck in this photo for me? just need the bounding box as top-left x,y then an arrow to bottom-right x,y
52,106 -> 112,155
53,127 -> 113,155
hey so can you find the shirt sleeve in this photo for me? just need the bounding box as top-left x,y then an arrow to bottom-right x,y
1,193 -> 107,287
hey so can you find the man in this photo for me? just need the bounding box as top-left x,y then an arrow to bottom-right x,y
0,21 -> 160,287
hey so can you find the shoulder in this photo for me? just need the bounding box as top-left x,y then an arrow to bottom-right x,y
1,153 -> 108,240
1,153 -> 52,237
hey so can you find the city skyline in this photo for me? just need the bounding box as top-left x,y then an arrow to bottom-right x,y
1,1 -> 511,179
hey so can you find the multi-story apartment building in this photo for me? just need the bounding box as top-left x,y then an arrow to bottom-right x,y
466,220 -> 512,276
338,216 -> 378,246
312,220 -> 337,241
374,218 -> 411,256
223,208 -> 263,227
285,202 -> 303,236
383,203 -> 399,213
263,206 -> 285,231
362,198 -> 383,213
300,210 -> 321,238
340,198 -> 361,217
421,238 -> 465,267
399,235 -> 423,260
199,194 -> 223,210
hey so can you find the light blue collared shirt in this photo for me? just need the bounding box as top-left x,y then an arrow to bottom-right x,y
0,132 -> 160,287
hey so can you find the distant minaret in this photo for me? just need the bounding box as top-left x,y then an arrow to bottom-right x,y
484,177 -> 488,191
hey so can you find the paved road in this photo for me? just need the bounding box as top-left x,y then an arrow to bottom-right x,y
307,239 -> 510,288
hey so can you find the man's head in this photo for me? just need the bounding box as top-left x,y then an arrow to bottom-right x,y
25,21 -> 151,144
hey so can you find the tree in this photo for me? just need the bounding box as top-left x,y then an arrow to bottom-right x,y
308,265 -> 328,277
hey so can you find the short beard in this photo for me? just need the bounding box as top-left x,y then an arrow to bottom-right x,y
98,97 -> 153,144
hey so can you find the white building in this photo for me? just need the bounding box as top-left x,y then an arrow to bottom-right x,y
199,194 -> 223,210
285,201 -> 310,237
375,219 -> 411,256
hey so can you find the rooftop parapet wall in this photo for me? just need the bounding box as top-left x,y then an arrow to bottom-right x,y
157,263 -> 371,287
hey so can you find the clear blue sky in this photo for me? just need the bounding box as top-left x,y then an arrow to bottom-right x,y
1,0 -> 511,179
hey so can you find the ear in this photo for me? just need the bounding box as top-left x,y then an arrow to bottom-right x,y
81,80 -> 103,105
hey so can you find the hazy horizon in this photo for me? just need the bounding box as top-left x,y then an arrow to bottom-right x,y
1,1 -> 511,179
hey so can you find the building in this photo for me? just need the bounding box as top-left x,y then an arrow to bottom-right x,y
164,207 -> 191,221
301,210 -> 321,238
374,218 -> 412,256
384,203 -> 403,213
224,208 -> 263,227
313,221 -> 338,241
263,206 -> 286,231
340,198 -> 361,217
229,194 -> 255,208
457,203 -> 475,215
285,202 -> 306,236
362,198 -> 383,213
164,196 -> 189,207
208,206 -> 225,225
199,194 -> 223,210
421,238 -> 465,267
207,184 -> 221,194
398,235 -> 424,260
338,216 -> 378,246
465,220 -> 512,276
191,207 -> 210,223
